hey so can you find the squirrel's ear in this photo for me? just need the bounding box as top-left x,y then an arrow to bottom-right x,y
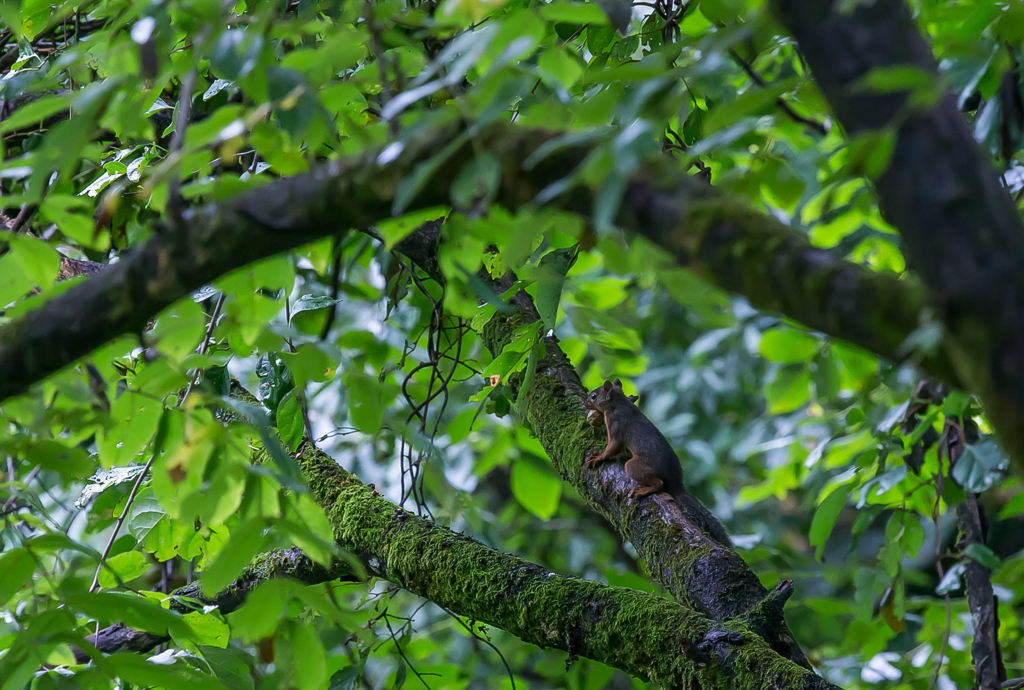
613,378 -> 622,388
603,380 -> 613,391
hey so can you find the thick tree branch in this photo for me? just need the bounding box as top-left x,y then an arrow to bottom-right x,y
771,0 -> 1024,466
76,435 -> 833,690
478,270 -> 810,667
288,439 -> 832,690
0,125 -> 954,404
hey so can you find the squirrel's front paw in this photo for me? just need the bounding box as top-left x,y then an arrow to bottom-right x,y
584,452 -> 602,469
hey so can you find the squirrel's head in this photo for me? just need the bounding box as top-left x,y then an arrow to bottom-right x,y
584,378 -> 626,411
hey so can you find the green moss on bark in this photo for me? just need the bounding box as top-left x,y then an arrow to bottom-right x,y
285,438 -> 830,690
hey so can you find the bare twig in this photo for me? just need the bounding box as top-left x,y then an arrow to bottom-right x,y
929,446 -> 952,690
727,49 -> 828,136
166,69 -> 198,229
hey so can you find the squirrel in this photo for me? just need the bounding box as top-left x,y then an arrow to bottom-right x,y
584,379 -> 731,546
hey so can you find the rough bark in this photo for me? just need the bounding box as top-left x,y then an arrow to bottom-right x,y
75,548 -> 355,662
957,496 -> 1005,690
771,0 -> 1024,467
478,271 -> 809,667
0,125 -> 953,403
287,440 -> 832,690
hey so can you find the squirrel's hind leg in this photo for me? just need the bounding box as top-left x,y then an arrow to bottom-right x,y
624,457 -> 664,499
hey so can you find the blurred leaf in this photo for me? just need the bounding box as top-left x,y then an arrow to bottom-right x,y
964,543 -> 1000,570
936,561 -> 966,595
952,439 -> 1008,492
341,369 -> 383,435
535,247 -> 576,331
810,485 -> 850,561
511,458 -> 561,520
291,295 -> 340,315
98,552 -> 150,589
0,548 -> 36,603
759,328 -> 818,364
201,518 -> 268,597
276,390 -> 305,451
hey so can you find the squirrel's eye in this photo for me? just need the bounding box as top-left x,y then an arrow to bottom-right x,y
590,393 -> 596,399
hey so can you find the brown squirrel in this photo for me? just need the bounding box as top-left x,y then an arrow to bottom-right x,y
584,379 -> 731,546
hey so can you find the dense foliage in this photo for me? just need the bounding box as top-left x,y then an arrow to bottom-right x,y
2,0 -> 1023,689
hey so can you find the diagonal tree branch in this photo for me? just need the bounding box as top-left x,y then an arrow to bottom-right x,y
770,0 -> 1024,466
0,125 -> 956,404
285,435 -> 834,690
477,269 -> 810,666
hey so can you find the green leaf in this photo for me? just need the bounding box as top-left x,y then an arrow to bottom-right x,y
539,2 -> 610,24
0,548 -> 36,603
202,645 -> 256,690
291,623 -> 327,690
99,652 -> 225,690
765,367 -> 812,414
127,493 -> 167,544
451,152 -> 500,210
281,344 -> 333,387
24,439 -> 93,480
291,294 -> 340,315
964,543 -> 1001,570
0,253 -> 33,308
342,370 -> 383,435
201,518 -> 268,597
184,612 -> 231,648
8,234 -> 60,290
230,580 -> 286,642
759,327 -> 818,363
942,390 -> 972,416
537,46 -> 584,91
150,298 -> 207,362
809,485 -> 850,561
510,458 -> 561,520
97,552 -> 150,589
952,440 -> 1008,493
535,247 -> 576,331
276,390 -> 305,451
66,592 -> 192,638
0,92 -> 74,134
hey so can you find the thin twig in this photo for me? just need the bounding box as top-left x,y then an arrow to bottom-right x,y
319,236 -> 344,341
728,49 -> 827,135
929,446 -> 952,690
167,68 -> 199,229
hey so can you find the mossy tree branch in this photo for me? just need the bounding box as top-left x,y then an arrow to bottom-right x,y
287,437 -> 835,690
477,272 -> 809,667
0,125 -> 954,405
79,434 -> 838,689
